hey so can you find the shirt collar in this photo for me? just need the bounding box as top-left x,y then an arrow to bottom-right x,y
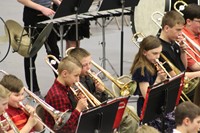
173,129 -> 182,133
183,27 -> 199,39
54,79 -> 71,92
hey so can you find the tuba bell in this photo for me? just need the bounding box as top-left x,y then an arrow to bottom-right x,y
5,20 -> 53,57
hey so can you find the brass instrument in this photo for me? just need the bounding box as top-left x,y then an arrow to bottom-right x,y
0,70 -> 70,131
45,55 -> 140,122
174,0 -> 188,16
132,32 -> 191,102
87,69 -> 116,98
0,112 -> 20,133
45,55 -> 101,108
91,60 -> 137,96
151,11 -> 200,66
23,87 -> 70,131
19,101 -> 55,133
87,69 -> 140,122
174,1 -> 200,54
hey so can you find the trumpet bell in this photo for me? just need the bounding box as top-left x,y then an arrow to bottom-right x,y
112,75 -> 137,97
5,20 -> 31,57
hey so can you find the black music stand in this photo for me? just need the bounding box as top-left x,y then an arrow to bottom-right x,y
140,72 -> 185,133
96,0 -> 137,75
52,0 -> 93,57
76,96 -> 129,133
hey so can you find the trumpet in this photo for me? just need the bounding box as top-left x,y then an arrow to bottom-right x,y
151,11 -> 200,66
132,32 -> 191,102
0,112 -> 20,133
46,55 -> 140,122
19,101 -> 55,133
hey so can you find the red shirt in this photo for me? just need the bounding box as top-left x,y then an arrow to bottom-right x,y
5,105 -> 34,132
182,27 -> 200,67
45,79 -> 80,133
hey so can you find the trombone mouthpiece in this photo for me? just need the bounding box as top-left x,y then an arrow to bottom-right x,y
155,59 -> 159,63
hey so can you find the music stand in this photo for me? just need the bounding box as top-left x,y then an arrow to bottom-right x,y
76,96 -> 129,133
140,72 -> 185,132
53,0 -> 93,57
96,0 -> 137,75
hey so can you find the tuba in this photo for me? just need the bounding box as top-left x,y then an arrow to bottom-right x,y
5,20 -> 53,57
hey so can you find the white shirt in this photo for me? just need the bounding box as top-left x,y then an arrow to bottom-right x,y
173,129 -> 182,133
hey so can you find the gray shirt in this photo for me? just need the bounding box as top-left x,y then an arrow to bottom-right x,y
32,0 -> 51,7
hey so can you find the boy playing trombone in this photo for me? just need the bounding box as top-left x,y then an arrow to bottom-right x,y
45,56 -> 88,133
0,74 -> 44,133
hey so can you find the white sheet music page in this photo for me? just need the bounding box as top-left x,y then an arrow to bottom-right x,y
88,0 -> 103,15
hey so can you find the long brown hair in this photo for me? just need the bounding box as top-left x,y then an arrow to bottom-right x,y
130,35 -> 161,76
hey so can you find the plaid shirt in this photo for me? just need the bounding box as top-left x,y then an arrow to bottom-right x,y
45,79 -> 80,133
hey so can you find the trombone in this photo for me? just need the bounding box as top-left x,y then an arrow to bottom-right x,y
174,0 -> 188,16
174,1 -> 200,54
23,87 -> 71,131
0,112 -> 20,133
0,70 -> 70,131
151,11 -> 200,66
19,101 -> 55,133
45,55 -> 140,122
87,69 -> 116,98
132,32 -> 191,102
90,60 -> 137,96
45,55 -> 101,108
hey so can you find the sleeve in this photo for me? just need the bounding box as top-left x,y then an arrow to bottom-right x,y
132,68 -> 151,83
51,95 -> 80,133
186,46 -> 196,66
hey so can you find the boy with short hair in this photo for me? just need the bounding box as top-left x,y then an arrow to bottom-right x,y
68,47 -> 138,133
173,101 -> 200,133
0,74 -> 44,133
45,56 -> 88,133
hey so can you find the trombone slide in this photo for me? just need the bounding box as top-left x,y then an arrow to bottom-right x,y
19,102 -> 55,133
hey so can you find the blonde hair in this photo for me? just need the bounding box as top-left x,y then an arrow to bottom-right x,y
0,84 -> 10,99
57,56 -> 82,75
136,125 -> 159,133
67,47 -> 91,62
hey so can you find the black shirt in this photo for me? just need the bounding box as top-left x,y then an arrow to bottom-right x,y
159,38 -> 186,72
